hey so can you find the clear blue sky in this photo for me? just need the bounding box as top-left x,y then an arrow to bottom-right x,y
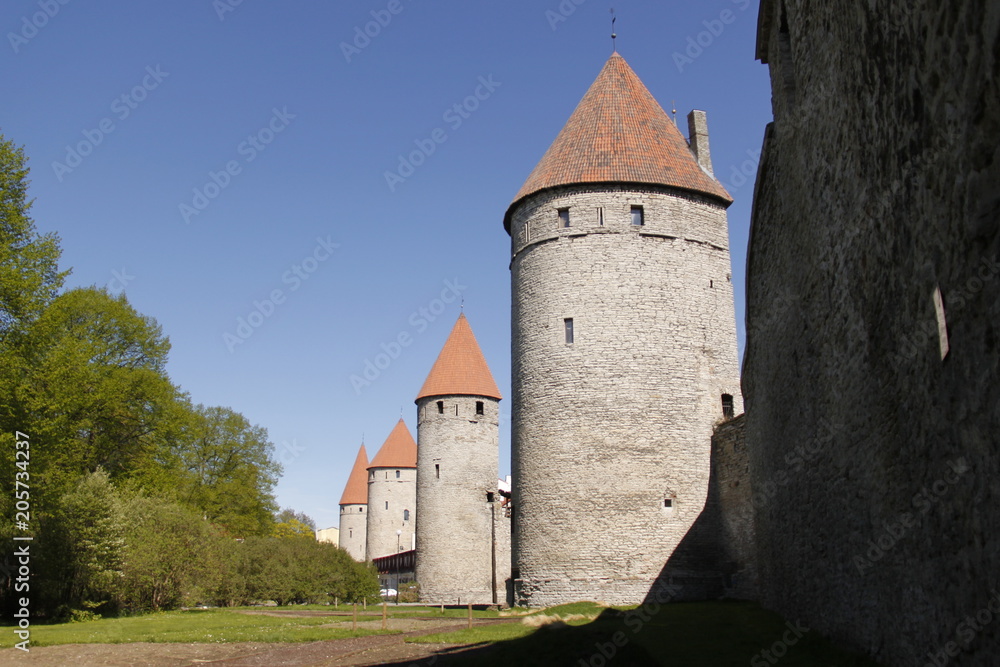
3,0 -> 771,531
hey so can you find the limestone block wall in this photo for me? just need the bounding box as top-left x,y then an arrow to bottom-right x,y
338,505 -> 367,561
365,467 -> 416,561
709,415 -> 756,600
415,394 -> 499,604
746,1 -> 1000,664
509,184 -> 743,606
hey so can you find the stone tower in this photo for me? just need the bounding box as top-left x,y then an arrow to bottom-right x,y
414,313 -> 503,604
504,52 -> 743,606
365,419 -> 417,560
338,444 -> 369,561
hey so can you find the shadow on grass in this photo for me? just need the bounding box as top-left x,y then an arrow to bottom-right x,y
388,601 -> 885,666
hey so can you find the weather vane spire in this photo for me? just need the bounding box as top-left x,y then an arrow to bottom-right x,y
610,8 -> 617,52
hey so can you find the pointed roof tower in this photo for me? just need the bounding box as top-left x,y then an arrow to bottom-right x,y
503,52 -> 731,231
338,444 -> 369,505
368,419 -> 417,468
415,313 -> 502,401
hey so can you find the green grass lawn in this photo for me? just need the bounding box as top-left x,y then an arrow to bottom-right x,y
231,603 -> 502,618
0,609 -> 392,648
410,601 -> 884,667
0,601 -> 885,666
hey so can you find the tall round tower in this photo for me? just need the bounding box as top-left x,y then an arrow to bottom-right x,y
504,52 -> 743,606
415,314 -> 502,604
338,443 -> 369,561
365,419 -> 417,561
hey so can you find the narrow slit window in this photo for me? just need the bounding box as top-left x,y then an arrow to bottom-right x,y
558,208 -> 570,228
597,207 -> 604,226
435,464 -> 440,479
395,470 -> 400,479
631,205 -> 645,226
349,529 -> 353,538
437,400 -> 444,414
403,509 -> 410,522
385,501 -> 389,510
722,394 -> 735,419
524,220 -> 531,242
564,318 -> 574,344
476,401 -> 484,415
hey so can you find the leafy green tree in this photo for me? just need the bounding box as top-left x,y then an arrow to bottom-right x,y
15,288 -> 182,504
233,537 -> 379,605
175,405 -> 281,537
0,136 -> 69,611
117,494 -> 224,611
273,507 -> 316,539
37,469 -> 125,617
0,133 -> 67,342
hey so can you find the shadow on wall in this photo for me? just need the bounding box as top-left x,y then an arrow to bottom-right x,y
641,413 -> 758,606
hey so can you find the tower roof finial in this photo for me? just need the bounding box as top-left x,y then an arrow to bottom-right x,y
610,8 -> 617,52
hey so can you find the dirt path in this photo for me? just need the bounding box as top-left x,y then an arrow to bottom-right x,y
0,616 -> 515,667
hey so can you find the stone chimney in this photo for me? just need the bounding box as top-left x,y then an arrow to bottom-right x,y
687,110 -> 714,176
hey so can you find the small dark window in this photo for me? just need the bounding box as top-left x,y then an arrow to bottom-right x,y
486,492 -> 495,502
631,205 -> 644,226
564,318 -> 574,344
435,464 -> 440,479
349,529 -> 353,538
385,501 -> 389,510
558,208 -> 570,228
403,509 -> 410,521
664,498 -> 673,508
722,394 -> 735,419
597,207 -> 604,226
437,401 -> 444,414
360,507 -> 364,512
476,401 -> 484,415
395,470 -> 400,479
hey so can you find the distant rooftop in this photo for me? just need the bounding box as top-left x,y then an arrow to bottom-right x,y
369,418 -> 417,469
416,313 -> 502,401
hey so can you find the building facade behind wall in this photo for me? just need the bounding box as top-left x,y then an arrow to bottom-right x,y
746,1 -> 1000,664
505,52 -> 743,606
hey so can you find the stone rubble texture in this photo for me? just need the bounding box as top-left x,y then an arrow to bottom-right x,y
746,0 -> 1000,664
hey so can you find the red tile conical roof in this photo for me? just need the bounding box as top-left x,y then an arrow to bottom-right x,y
338,444 -> 369,505
415,314 -> 502,401
504,52 -> 731,231
368,419 -> 417,469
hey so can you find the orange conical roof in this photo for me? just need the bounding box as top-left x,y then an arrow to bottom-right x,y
338,444 -> 369,505
415,314 -> 502,401
504,52 -> 731,231
368,419 -> 417,469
